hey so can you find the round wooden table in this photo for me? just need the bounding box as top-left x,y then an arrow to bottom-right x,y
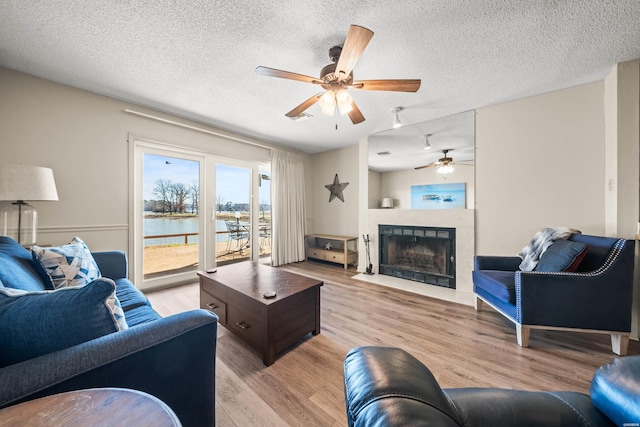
0,388 -> 181,426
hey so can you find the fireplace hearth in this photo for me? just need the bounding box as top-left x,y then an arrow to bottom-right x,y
379,225 -> 456,289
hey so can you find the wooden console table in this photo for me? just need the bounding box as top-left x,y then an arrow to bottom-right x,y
305,234 -> 357,269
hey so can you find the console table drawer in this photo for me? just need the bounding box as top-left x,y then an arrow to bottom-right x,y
227,306 -> 263,351
323,250 -> 345,263
200,291 -> 226,323
308,249 -> 324,258
308,249 -> 345,263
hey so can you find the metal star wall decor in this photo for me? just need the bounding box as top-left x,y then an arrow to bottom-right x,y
325,174 -> 349,202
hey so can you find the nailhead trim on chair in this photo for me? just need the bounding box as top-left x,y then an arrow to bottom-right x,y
515,239 -> 627,323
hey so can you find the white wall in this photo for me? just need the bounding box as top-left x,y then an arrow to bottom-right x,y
368,169 -> 381,209
604,59 -> 640,340
604,60 -> 640,239
309,144 -> 359,237
0,68 -> 311,254
475,81 -> 607,255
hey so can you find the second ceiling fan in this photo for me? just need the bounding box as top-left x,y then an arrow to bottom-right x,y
256,25 -> 421,124
415,149 -> 474,174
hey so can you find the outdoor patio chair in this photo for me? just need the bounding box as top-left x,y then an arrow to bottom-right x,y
224,220 -> 249,254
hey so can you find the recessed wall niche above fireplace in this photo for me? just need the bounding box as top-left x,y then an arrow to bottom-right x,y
379,225 -> 456,289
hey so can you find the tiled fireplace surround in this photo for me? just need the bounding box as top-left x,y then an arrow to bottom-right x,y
356,208 -> 475,306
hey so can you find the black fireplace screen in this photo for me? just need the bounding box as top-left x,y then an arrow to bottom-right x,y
379,225 -> 456,289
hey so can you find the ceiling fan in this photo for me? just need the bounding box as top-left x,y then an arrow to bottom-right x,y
255,25 -> 421,124
415,149 -> 473,174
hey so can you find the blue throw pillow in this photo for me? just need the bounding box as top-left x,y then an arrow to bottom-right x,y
535,240 -> 588,272
0,236 -> 50,291
32,237 -> 101,289
0,277 -> 128,368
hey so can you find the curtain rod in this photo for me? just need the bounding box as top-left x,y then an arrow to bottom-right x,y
124,109 -> 274,151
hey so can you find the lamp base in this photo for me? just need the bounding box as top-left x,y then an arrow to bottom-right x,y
0,201 -> 38,246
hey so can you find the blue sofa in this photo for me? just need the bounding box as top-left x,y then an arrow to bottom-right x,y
472,234 -> 634,355
0,236 -> 218,427
344,346 -> 640,427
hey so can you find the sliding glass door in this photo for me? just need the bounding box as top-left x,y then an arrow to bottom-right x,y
143,153 -> 200,280
213,163 -> 271,266
131,137 -> 270,289
131,141 -> 205,290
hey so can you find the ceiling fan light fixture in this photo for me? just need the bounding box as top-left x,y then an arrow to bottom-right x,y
319,91 -> 336,116
437,164 -> 454,174
392,107 -> 403,128
336,89 -> 353,115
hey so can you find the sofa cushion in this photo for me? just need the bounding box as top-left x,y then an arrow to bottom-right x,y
472,270 -> 516,304
115,278 -> 151,312
0,236 -> 49,291
534,240 -> 588,273
32,237 -> 101,289
123,304 -> 163,327
0,277 -> 128,368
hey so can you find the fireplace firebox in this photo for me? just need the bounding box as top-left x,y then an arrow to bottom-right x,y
379,225 -> 456,289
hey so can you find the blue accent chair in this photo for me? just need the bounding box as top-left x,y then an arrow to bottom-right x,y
0,237 -> 218,427
472,234 -> 635,355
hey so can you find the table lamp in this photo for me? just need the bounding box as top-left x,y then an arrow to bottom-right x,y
381,198 -> 394,208
0,164 -> 59,246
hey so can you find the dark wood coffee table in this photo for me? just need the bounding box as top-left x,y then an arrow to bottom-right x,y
198,261 -> 323,366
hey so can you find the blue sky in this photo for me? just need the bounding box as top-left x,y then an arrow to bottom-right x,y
144,154 -> 270,204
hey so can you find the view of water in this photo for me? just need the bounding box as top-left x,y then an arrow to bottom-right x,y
410,183 -> 467,210
144,216 -> 233,246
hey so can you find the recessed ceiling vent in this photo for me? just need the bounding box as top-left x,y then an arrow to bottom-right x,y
289,112 -> 313,121
377,151 -> 391,156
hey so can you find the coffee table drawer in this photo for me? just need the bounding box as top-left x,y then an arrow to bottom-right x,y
201,291 -> 226,323
200,279 -> 227,301
227,306 -> 263,351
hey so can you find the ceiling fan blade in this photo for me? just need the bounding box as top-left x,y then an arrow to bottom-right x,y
255,66 -> 323,84
285,93 -> 323,117
335,25 -> 374,81
351,79 -> 421,92
414,163 -> 436,170
347,100 -> 365,124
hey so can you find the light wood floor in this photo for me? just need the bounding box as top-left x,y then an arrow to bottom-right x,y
146,261 -> 639,427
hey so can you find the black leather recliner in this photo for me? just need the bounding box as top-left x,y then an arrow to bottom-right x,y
343,346 -> 640,427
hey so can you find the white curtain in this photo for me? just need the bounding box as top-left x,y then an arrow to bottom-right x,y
270,149 -> 306,266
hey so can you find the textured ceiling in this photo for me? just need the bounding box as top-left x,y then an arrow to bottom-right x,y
1,1 -> 640,163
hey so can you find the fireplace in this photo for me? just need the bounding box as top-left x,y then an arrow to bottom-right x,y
379,225 -> 456,289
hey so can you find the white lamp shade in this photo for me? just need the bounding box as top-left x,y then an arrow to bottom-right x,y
0,164 -> 59,201
0,164 -> 58,245
437,164 -> 455,174
319,91 -> 336,116
335,90 -> 353,115
381,198 -> 394,208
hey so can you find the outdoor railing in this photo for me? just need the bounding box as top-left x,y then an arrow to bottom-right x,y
143,231 -> 232,244
144,232 -> 199,244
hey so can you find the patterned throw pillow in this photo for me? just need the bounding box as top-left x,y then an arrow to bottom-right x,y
0,278 -> 128,368
32,237 -> 101,289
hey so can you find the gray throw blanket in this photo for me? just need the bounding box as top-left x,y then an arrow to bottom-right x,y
518,227 -> 581,271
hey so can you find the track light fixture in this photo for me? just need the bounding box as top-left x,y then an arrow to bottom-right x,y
424,134 -> 432,150
392,107 -> 403,128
